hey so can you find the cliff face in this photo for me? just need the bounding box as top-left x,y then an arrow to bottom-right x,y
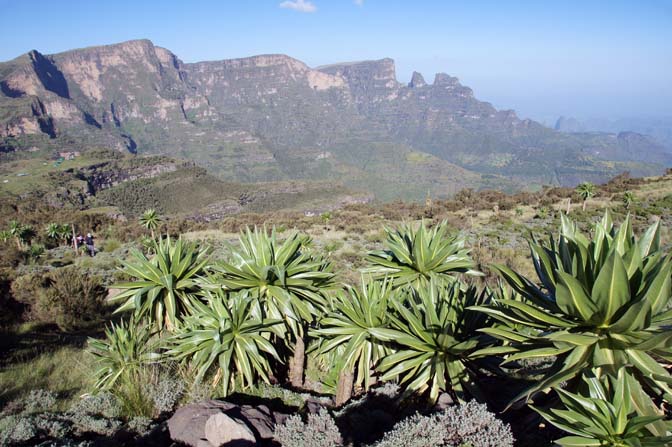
0,39 -> 668,196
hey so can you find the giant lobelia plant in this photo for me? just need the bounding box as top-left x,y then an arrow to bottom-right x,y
376,279 -> 494,403
533,369 -> 672,446
364,220 -> 481,289
108,236 -> 210,332
167,290 -> 282,396
472,211 -> 672,413
208,227 -> 336,387
88,318 -> 160,390
313,279 -> 395,404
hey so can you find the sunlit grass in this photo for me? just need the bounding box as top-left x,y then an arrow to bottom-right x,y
0,329 -> 93,410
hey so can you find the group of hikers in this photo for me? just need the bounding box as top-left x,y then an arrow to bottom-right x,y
73,232 -> 95,256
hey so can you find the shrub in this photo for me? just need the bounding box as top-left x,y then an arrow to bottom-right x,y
10,270 -> 50,321
126,416 -> 153,434
372,401 -> 514,447
0,415 -> 37,445
100,238 -> 122,253
167,291 -> 281,397
22,389 -> 57,414
376,281 -> 493,403
147,374 -> 184,415
274,408 -> 343,447
108,236 -> 210,332
68,392 -> 121,419
11,267 -> 108,329
43,266 -> 109,331
87,320 -> 159,391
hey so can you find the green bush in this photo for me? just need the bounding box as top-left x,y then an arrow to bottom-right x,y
534,369 -> 672,447
11,267 -> 109,330
10,270 -> 50,322
43,266 -> 109,331
100,238 -> 122,253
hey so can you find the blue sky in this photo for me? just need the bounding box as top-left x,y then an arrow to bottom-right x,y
0,0 -> 670,123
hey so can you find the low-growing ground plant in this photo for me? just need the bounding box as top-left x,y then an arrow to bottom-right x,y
371,401 -> 514,447
274,408 -> 342,447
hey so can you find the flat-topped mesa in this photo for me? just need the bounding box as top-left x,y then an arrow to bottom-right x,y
185,54 -> 346,91
317,58 -> 400,90
408,71 -> 426,88
187,54 -> 310,73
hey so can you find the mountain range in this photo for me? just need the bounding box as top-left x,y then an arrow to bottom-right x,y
555,116 -> 672,149
1,39 -> 669,200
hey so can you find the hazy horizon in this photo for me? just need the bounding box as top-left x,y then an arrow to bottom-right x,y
1,0 -> 669,123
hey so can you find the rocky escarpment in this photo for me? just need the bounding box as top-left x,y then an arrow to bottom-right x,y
0,39 -> 669,196
72,157 -> 184,195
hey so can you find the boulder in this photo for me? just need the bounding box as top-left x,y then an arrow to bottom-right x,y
205,412 -> 256,447
167,400 -> 285,446
168,400 -> 236,446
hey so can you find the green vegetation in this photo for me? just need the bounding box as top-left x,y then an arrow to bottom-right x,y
364,220 -> 480,289
88,320 -> 158,390
473,211 -> 672,421
109,237 -> 210,332
2,172 -> 672,446
377,281 -> 491,403
168,291 -> 281,396
209,228 -> 336,387
533,369 -> 672,446
138,209 -> 161,240
576,181 -> 596,211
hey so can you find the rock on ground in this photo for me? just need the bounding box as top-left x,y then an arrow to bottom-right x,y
205,412 -> 256,447
167,400 -> 287,447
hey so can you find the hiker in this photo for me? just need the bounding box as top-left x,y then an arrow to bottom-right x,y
85,232 -> 95,257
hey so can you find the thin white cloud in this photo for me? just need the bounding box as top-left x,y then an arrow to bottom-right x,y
279,0 -> 317,13
354,0 -> 364,5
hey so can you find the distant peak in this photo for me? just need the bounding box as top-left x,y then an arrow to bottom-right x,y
433,73 -> 459,86
409,71 -> 426,88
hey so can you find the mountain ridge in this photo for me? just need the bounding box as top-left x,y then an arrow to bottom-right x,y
0,38 -> 668,200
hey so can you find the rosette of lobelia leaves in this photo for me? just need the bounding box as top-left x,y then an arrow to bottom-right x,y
533,369 -> 672,446
166,290 -> 282,396
139,208 -> 162,240
376,279 -> 494,403
108,236 -> 210,332
471,211 -> 672,412
312,279 -> 395,405
364,220 -> 481,290
88,318 -> 160,390
207,227 -> 336,387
